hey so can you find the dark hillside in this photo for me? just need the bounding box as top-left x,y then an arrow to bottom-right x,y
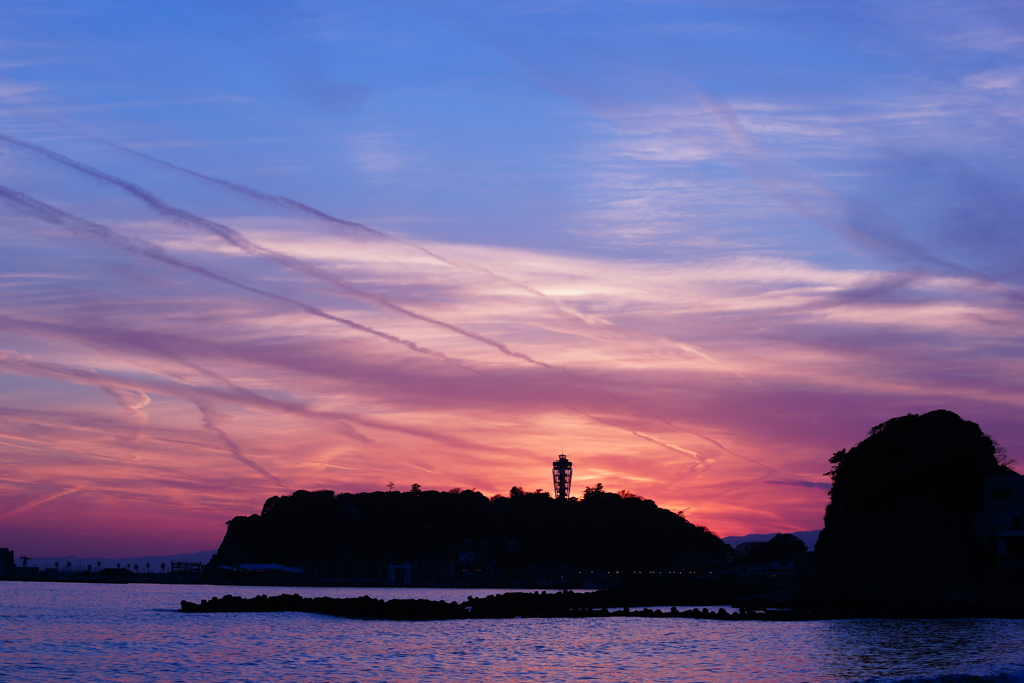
210,484 -> 728,581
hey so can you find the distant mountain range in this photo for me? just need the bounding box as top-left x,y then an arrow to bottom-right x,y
721,530 -> 820,550
25,550 -> 215,571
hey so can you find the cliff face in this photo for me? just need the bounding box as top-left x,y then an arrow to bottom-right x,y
809,409 -> 1015,612
210,487 -> 728,576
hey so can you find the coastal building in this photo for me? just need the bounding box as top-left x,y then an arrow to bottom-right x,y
746,560 -> 799,577
0,547 -> 13,575
210,563 -> 305,577
388,563 -> 412,584
552,453 -> 573,500
974,474 -> 1024,567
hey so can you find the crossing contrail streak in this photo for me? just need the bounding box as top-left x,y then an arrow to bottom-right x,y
0,349 -> 371,443
0,346 -> 498,454
0,133 -> 551,368
96,135 -> 744,374
195,402 -> 285,486
0,486 -> 82,520
0,183 -> 462,366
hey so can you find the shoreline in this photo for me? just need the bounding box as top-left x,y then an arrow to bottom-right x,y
0,575 -> 604,589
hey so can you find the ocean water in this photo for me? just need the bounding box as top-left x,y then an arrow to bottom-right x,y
1,582 -> 1022,683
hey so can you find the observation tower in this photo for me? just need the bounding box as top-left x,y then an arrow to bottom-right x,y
552,453 -> 573,500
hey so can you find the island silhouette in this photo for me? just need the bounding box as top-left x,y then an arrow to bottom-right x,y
209,482 -> 730,583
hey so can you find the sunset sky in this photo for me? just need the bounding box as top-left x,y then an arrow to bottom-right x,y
2,1 -> 1023,557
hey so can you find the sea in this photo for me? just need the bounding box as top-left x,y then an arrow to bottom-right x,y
2,582 -> 1023,683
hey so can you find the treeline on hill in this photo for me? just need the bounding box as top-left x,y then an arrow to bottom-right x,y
210,484 -> 729,578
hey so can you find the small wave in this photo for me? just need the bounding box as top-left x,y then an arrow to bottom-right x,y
857,672 -> 1024,683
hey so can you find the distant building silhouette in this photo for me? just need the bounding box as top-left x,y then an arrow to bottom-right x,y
975,474 -> 1024,566
552,453 -> 573,500
0,548 -> 13,575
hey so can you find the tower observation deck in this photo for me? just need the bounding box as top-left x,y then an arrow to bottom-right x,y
552,453 -> 573,500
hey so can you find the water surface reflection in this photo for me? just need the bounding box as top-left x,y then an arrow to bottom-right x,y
2,583 -> 1022,682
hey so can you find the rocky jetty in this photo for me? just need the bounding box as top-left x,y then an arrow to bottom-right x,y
180,591 -> 823,621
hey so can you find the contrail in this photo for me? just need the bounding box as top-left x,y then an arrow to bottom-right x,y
0,312 -> 441,401
0,485 -> 82,520
101,387 -> 151,419
0,438 -> 43,451
0,133 -> 551,368
0,347 -> 500,453
630,430 -> 710,474
696,93 -> 989,281
0,348 -> 373,444
567,366 -> 775,475
0,183 -> 459,365
576,407 -> 775,516
195,402 -> 285,486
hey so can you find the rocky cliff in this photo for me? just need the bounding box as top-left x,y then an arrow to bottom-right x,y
806,409 -> 1019,614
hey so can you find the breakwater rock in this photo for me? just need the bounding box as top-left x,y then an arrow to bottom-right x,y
180,591 -> 824,621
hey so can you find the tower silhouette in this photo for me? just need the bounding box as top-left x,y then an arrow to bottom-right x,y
552,453 -> 573,500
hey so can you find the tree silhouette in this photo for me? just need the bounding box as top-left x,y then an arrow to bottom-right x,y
146,563 -> 150,573
160,563 -> 166,573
